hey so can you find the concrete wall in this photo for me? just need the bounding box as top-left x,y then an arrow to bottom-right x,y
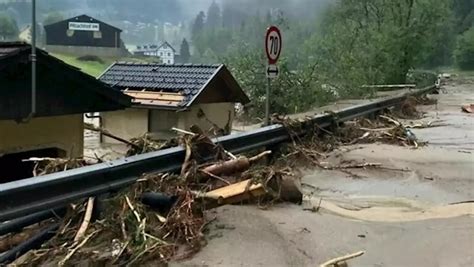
45,45 -> 128,57
177,103 -> 235,134
0,114 -> 83,157
101,108 -> 148,143
101,103 -> 235,143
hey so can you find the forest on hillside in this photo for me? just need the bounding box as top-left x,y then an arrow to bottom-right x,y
0,0 -> 472,118
188,0 -> 473,117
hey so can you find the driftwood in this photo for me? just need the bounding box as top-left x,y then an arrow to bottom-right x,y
201,179 -> 267,207
84,123 -> 139,149
319,162 -> 382,170
73,197 -> 95,242
59,230 -> 99,266
200,151 -> 272,179
320,251 -> 365,267
0,228 -> 38,253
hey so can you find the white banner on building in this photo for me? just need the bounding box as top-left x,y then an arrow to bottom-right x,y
68,22 -> 100,31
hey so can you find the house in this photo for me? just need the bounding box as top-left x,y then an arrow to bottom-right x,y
98,62 -> 250,143
136,41 -> 177,64
133,44 -> 158,56
153,42 -> 176,64
44,14 -> 128,57
0,42 -> 131,181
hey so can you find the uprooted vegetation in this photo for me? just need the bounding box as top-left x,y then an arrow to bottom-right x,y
7,131 -> 293,265
2,94 -> 439,265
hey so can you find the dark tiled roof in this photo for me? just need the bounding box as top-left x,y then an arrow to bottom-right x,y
0,42 -> 30,60
0,42 -> 131,120
99,62 -> 222,105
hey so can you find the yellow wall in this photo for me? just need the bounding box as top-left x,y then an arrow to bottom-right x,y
178,103 -> 235,134
101,103 -> 235,143
0,114 -> 84,157
101,108 -> 149,143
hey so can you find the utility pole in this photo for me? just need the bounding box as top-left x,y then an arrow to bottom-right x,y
26,0 -> 37,121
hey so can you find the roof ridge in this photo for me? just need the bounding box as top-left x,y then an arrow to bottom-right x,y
114,61 -> 222,68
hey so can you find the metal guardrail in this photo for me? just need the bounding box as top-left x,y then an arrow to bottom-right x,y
0,85 -> 436,221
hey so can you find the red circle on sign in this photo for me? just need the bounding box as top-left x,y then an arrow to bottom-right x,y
265,26 -> 282,65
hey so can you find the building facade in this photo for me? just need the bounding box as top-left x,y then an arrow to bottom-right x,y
44,14 -> 126,57
0,42 -> 131,181
134,41 -> 177,64
98,62 -> 250,143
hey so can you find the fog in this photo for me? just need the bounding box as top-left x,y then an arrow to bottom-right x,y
0,0 -> 330,24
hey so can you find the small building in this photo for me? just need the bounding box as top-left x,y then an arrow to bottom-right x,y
133,44 -> 158,56
44,14 -> 127,57
150,42 -> 176,64
0,42 -> 131,181
98,62 -> 250,142
134,41 -> 177,64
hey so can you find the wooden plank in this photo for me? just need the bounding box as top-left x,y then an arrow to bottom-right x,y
125,90 -> 184,102
202,179 -> 266,206
134,99 -> 180,107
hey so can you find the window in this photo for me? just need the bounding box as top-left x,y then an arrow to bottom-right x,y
93,31 -> 102,39
66,30 -> 74,37
168,52 -> 171,56
159,52 -> 163,56
168,60 -> 171,64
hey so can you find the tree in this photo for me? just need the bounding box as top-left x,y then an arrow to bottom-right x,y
453,0 -> 474,34
313,0 -> 452,85
0,13 -> 18,41
455,27 -> 474,70
192,11 -> 205,40
43,11 -> 64,26
206,1 -> 221,29
180,38 -> 191,63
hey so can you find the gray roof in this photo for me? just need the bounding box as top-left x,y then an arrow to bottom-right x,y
0,42 -> 132,120
157,41 -> 176,52
0,42 -> 30,60
98,62 -> 250,108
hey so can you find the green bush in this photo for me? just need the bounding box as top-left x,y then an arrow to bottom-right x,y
455,27 -> 474,70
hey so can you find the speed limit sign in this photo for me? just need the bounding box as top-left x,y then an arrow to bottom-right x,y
265,26 -> 282,64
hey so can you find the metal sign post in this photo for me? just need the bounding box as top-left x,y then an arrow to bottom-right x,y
264,26 -> 282,126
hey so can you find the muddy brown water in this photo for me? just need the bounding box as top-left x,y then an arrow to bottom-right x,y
175,79 -> 474,267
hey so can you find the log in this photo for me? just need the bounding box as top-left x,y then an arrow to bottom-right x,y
0,229 -> 37,253
202,179 -> 266,207
200,151 -> 272,179
202,157 -> 251,177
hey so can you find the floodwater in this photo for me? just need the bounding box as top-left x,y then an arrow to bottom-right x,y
174,77 -> 474,266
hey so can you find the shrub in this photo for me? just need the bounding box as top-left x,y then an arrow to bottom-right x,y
455,27 -> 474,70
77,55 -> 104,64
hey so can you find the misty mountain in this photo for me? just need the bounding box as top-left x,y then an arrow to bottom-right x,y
1,0 -> 329,26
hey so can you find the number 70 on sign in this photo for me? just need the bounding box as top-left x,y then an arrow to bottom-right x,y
265,26 -> 282,65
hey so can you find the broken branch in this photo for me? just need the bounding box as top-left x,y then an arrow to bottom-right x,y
74,197 -> 95,242
320,250 -> 365,267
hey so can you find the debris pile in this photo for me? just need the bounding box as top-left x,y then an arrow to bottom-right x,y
23,157 -> 91,177
8,129 -> 298,266
3,95 -> 436,265
126,134 -> 178,156
336,115 -> 424,148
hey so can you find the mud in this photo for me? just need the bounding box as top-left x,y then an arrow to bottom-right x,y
175,78 -> 474,266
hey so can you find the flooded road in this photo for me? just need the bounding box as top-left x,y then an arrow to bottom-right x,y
175,77 -> 474,266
